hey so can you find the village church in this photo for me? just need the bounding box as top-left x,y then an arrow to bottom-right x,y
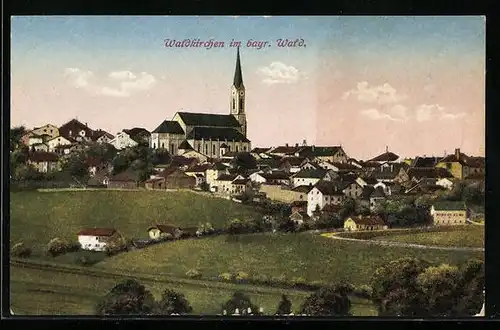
150,48 -> 251,158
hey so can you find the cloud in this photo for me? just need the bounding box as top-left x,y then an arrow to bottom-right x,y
108,71 -> 137,80
415,104 -> 466,122
64,68 -> 157,97
342,81 -> 407,105
257,62 -> 302,85
360,104 -> 409,122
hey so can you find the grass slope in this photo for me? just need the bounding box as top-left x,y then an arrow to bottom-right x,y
372,226 -> 484,248
10,262 -> 376,316
97,232 -> 484,287
10,191 -> 260,253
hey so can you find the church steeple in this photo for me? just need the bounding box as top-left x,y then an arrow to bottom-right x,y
233,46 -> 244,89
230,47 -> 247,137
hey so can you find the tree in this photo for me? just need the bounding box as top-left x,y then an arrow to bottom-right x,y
221,291 -> 259,315
451,259 -> 484,316
61,152 -> 89,179
339,198 -> 356,219
10,126 -> 26,151
276,294 -> 292,315
96,279 -> 156,315
299,286 -> 351,316
156,289 -> 193,315
230,152 -> 257,170
462,184 -> 484,206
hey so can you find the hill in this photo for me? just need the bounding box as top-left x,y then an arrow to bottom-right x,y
10,190 -> 261,255
10,260 -> 377,315
97,232 -> 483,287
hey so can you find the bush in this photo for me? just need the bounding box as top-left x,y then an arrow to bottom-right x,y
251,274 -> 269,285
235,271 -> 249,283
11,242 -> 32,258
185,269 -> 202,279
47,237 -> 77,257
290,277 -> 307,289
355,285 -> 373,299
218,272 -> 234,282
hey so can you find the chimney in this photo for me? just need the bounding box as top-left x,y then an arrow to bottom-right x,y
295,143 -> 299,147
386,146 -> 389,153
285,143 -> 289,147
312,145 -> 315,152
303,139 -> 307,146
455,148 -> 460,160
85,122 -> 88,127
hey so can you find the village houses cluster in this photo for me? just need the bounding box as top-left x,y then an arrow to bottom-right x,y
13,48 -> 485,250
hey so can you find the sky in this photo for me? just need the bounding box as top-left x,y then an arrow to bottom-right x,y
11,16 -> 485,159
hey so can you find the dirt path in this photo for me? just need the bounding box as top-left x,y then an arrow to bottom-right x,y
321,233 -> 484,252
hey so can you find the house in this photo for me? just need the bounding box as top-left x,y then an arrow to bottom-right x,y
343,216 -> 386,231
87,168 -> 110,187
295,146 -> 348,163
92,129 -> 115,144
212,173 -> 239,194
299,160 -> 320,171
169,156 -> 199,170
31,124 -> 60,140
27,151 -> 60,173
359,186 -> 387,211
435,148 -> 485,179
145,168 -> 196,190
77,228 -> 120,252
232,177 -> 252,195
292,169 -> 333,188
109,131 -> 139,150
367,147 -> 400,164
289,211 -> 309,225
28,134 -> 44,146
53,144 -> 72,156
407,167 -> 454,182
307,181 -> 346,217
339,178 -> 364,199
250,147 -> 272,160
46,135 -> 72,152
59,119 -> 94,142
31,143 -> 49,152
185,163 -> 212,186
108,169 -> 139,189
249,171 -> 290,185
405,181 -> 447,195
411,156 -> 440,168
180,148 -> 210,164
147,225 -> 183,240
259,184 -> 311,203
290,200 -> 308,214
430,201 -> 467,226
268,144 -> 303,157
279,157 -> 308,173
20,131 -> 34,146
370,163 -> 409,183
87,157 -> 108,176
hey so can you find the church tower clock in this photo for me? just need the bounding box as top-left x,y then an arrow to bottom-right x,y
230,47 -> 247,137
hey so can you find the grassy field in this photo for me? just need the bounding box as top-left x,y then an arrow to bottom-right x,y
97,232 -> 483,287
10,261 -> 377,316
10,190 -> 261,254
371,226 -> 484,248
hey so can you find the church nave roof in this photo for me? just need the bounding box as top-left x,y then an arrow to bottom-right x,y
186,127 -> 250,142
176,112 -> 241,128
152,120 -> 185,134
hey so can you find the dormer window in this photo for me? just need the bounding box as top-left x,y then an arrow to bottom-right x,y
80,130 -> 86,136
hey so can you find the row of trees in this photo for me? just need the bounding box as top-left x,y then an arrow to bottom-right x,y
96,279 -> 352,316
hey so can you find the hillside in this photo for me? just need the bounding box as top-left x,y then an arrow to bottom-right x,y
97,232 -> 484,287
10,190 -> 261,254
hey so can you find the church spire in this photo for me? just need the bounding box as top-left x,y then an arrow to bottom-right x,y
233,47 -> 244,89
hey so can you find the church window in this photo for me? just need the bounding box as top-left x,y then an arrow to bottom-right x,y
171,143 -> 174,154
243,146 -> 246,151
228,145 -> 231,152
239,98 -> 244,110
236,145 -> 239,152
197,144 -> 200,152
212,145 -> 215,155
161,143 -> 165,149
205,144 -> 208,155
153,143 -> 156,149
232,99 -> 235,110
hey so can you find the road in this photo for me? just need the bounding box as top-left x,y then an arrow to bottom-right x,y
322,233 -> 484,252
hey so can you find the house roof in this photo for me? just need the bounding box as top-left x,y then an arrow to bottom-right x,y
281,156 -> 307,167
290,200 -> 308,207
293,169 -> 327,179
148,224 -> 181,234
347,215 -> 385,226
312,180 -> 344,196
360,186 -> 375,199
28,151 -> 59,162
296,146 -> 344,158
291,185 -> 313,193
59,119 -> 94,139
92,129 -> 114,141
233,178 -> 250,185
211,162 -> 229,170
260,171 -> 290,180
152,120 -> 185,134
290,211 -> 309,219
170,156 -> 198,167
322,204 -> 343,213
251,147 -> 271,154
412,157 -> 440,168
464,172 -> 485,181
438,152 -> 485,168
186,127 -> 249,142
328,162 -> 359,171
176,112 -> 241,128
368,151 -> 400,162
269,146 -> 303,155
178,140 -> 193,150
218,173 -> 239,181
109,169 -> 137,182
256,158 -> 282,169
371,186 -> 386,198
407,167 -> 454,180
432,201 -> 467,211
78,228 -> 116,237
186,163 -> 213,173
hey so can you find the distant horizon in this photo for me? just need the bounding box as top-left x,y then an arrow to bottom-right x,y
11,16 -> 485,160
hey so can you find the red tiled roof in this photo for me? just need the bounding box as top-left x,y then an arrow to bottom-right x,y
78,228 -> 116,236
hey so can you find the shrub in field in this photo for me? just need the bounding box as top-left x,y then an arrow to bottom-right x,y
11,242 -> 32,258
299,286 -> 352,316
185,269 -> 202,279
235,271 -> 249,283
47,237 -> 74,257
354,285 -> 373,299
218,272 -> 234,282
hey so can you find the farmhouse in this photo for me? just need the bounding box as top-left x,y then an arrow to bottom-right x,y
147,225 -> 183,240
290,200 -> 308,214
46,135 -> 72,152
430,201 -> 467,226
294,146 -> 348,163
108,169 -> 139,189
27,151 -> 60,173
289,210 -> 309,225
259,184 -> 310,203
59,119 -> 94,142
343,215 -> 386,231
31,124 -> 60,140
307,181 -> 345,217
77,228 -> 120,252
292,168 -> 333,188
109,131 -> 139,150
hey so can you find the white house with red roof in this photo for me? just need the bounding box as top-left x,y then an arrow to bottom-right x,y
77,228 -> 119,251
